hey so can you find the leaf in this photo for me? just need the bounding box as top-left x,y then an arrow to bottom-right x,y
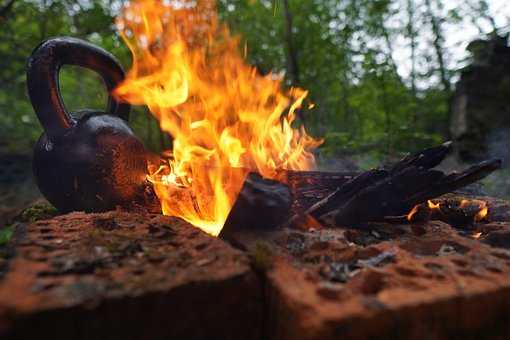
0,226 -> 14,246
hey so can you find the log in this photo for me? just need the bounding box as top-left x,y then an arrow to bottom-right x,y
219,173 -> 292,242
316,143 -> 501,226
218,142 -> 500,234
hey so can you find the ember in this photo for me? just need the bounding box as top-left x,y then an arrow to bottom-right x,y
407,198 -> 489,226
113,0 -> 321,235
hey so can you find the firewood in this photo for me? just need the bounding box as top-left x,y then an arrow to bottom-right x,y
219,172 -> 292,242
316,142 -> 501,227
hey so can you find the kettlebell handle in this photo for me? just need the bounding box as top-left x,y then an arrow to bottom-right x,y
27,37 -> 131,140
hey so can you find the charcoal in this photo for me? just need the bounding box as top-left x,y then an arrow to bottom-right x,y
310,142 -> 501,227
219,172 -> 292,241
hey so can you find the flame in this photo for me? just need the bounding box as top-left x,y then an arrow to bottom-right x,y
460,199 -> 488,222
472,232 -> 482,239
475,205 -> 488,222
114,0 -> 321,235
406,204 -> 420,222
427,200 -> 440,210
407,199 -> 488,224
407,200 -> 441,222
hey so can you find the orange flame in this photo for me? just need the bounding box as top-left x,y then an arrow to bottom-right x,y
460,199 -> 488,222
406,204 -> 420,222
114,0 -> 321,235
406,200 -> 441,222
472,232 -> 482,239
427,200 -> 440,210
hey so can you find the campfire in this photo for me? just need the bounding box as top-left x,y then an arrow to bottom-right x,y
24,0 -> 503,241
113,0 -> 321,235
4,0 -> 510,339
108,0 -> 498,238
23,0 -> 502,236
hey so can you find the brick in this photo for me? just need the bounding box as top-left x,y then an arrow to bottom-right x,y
0,211 -> 262,340
230,195 -> 510,340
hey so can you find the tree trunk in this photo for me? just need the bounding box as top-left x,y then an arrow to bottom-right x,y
282,0 -> 300,85
281,0 -> 306,124
425,0 -> 451,93
407,0 -> 418,122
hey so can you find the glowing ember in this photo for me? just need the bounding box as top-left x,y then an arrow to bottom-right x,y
428,200 -> 440,210
406,204 -> 420,222
475,205 -> 489,222
407,200 -> 440,222
407,198 -> 488,224
472,232 -> 483,239
114,0 -> 321,235
460,199 -> 488,222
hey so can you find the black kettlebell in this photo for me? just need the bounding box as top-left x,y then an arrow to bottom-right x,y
28,37 -> 151,213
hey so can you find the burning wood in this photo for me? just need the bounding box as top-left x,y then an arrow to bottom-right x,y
219,172 -> 292,242
407,198 -> 489,226
113,0 -> 321,236
221,141 -> 500,236
26,0 -> 501,239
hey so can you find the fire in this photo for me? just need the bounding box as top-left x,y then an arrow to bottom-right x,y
472,232 -> 482,240
475,205 -> 488,222
407,200 -> 440,222
460,199 -> 488,222
427,200 -> 440,210
407,198 -> 488,224
406,204 -> 420,222
114,0 -> 321,235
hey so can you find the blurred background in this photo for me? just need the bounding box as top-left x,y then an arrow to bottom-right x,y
0,0 -> 509,224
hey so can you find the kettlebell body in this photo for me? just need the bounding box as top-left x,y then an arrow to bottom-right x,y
28,37 -> 150,212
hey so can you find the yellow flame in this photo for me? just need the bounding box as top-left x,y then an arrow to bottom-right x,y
427,200 -> 440,210
475,205 -> 488,222
460,199 -> 488,222
114,0 -> 321,235
406,204 -> 420,222
407,200 -> 441,222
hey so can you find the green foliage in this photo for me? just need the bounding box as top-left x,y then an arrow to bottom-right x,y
20,202 -> 58,222
0,0 -> 507,165
0,226 -> 14,246
0,0 -> 171,154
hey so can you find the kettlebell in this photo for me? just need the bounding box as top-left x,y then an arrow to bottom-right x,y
28,37 -> 152,213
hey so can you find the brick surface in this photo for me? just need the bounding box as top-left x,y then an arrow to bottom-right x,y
0,211 -> 262,340
227,195 -> 510,340
3,195 -> 510,340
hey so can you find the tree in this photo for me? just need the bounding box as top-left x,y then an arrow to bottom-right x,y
425,0 -> 451,93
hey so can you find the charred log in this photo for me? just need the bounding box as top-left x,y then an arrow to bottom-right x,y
219,172 -> 292,242
220,142 -> 500,233
311,142 -> 500,227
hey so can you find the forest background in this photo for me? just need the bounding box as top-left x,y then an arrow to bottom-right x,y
0,0 -> 509,178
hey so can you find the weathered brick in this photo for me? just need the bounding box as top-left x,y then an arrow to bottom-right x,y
231,196 -> 510,340
0,211 -> 262,340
